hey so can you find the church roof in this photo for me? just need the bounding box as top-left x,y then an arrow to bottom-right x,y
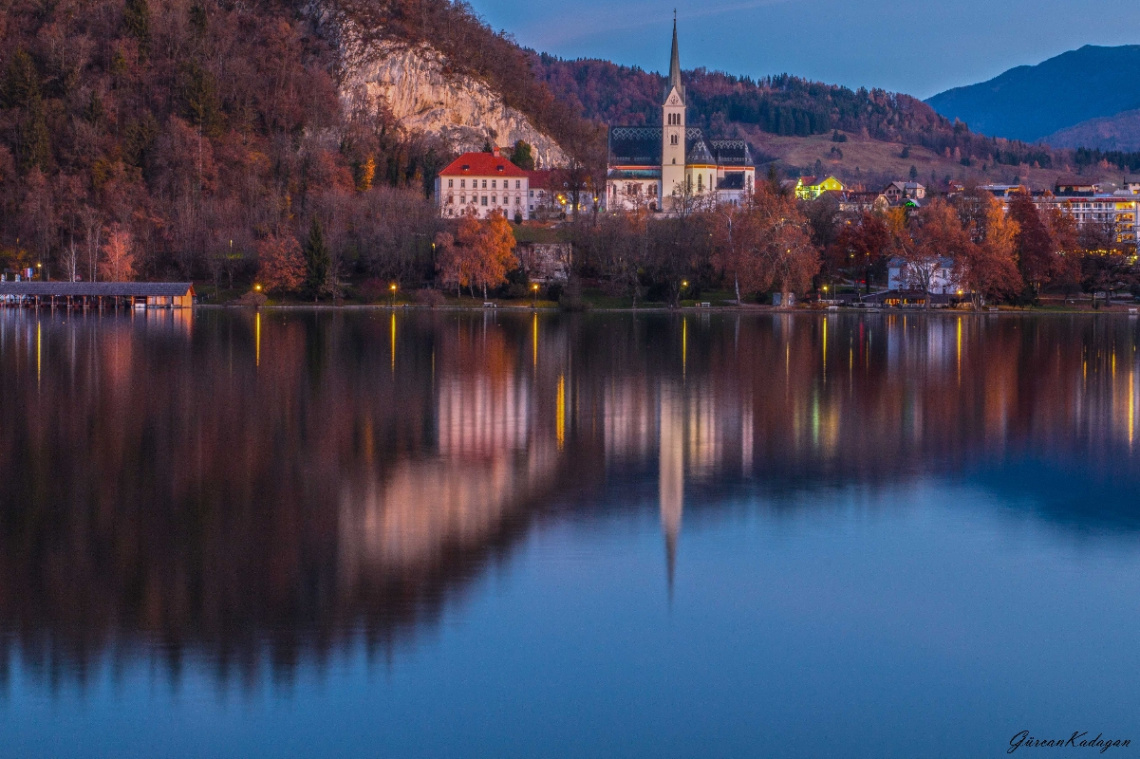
687,129 -> 714,164
608,126 -> 755,170
609,127 -> 663,167
666,19 -> 685,104
708,140 -> 754,168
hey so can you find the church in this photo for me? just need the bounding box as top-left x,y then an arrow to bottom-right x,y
606,22 -> 756,213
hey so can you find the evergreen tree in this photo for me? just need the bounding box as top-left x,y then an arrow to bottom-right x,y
303,218 -> 330,301
510,140 -> 535,170
123,0 -> 151,51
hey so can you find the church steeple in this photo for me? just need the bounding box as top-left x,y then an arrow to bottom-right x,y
667,16 -> 685,104
661,17 -> 687,208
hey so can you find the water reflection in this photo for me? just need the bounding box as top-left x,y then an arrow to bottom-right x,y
1,309 -> 1139,693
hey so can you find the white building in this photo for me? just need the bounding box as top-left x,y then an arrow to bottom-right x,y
435,148 -> 530,220
605,21 -> 755,213
888,257 -> 962,295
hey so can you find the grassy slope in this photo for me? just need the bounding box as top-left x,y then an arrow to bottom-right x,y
746,128 -> 1115,188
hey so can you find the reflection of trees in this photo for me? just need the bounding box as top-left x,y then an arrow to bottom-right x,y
0,310 -> 1138,689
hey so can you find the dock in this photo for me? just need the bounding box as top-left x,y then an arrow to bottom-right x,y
0,282 -> 195,310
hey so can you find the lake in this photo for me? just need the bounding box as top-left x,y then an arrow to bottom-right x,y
0,308 -> 1138,758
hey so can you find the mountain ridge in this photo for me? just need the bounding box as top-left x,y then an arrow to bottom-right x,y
926,44 -> 1140,145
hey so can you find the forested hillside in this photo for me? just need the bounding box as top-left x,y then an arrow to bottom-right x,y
0,0 -> 598,286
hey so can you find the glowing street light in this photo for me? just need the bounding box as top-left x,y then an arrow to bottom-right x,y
389,282 -> 398,308
531,282 -> 540,308
254,283 -> 263,292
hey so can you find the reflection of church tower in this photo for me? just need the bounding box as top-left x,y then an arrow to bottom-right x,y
661,19 -> 687,210
659,387 -> 684,596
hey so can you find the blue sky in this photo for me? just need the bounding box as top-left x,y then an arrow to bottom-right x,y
476,0 -> 1140,98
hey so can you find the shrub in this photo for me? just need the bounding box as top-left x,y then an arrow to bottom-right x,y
414,288 -> 445,307
233,290 -> 267,307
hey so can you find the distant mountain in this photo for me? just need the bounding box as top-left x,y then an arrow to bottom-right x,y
1046,109 -> 1140,152
926,45 -> 1140,144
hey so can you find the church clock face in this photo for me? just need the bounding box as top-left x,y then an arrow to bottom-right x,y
668,95 -> 679,106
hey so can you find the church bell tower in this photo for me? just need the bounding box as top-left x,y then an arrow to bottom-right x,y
661,18 -> 686,211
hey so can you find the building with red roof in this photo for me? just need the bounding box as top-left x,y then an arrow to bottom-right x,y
435,147 -> 531,220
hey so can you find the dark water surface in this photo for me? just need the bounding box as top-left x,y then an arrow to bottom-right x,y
1,309 -> 1138,758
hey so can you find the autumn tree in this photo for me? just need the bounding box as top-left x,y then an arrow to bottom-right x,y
956,193 -> 1022,308
467,210 -> 518,299
99,225 -> 136,281
440,210 -> 518,299
833,212 -> 890,297
1008,195 -> 1058,296
889,200 -> 972,309
711,184 -> 817,304
256,235 -> 306,294
303,218 -> 331,301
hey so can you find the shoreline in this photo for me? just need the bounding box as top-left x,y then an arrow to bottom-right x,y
194,303 -> 1140,316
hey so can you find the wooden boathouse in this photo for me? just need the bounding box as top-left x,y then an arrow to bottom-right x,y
0,282 -> 195,310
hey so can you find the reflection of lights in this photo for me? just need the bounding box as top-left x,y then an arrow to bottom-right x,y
255,311 -> 261,368
36,320 -> 41,387
682,317 -> 688,378
556,374 -> 566,450
390,312 -> 397,373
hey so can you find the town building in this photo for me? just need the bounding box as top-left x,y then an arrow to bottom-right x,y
605,22 -> 755,213
887,257 -> 962,295
883,181 -> 926,203
794,175 -> 844,201
1038,192 -> 1140,248
435,148 -> 530,220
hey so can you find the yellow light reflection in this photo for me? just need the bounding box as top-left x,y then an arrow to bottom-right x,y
957,317 -> 962,385
36,320 -> 41,387
255,311 -> 261,368
390,312 -> 397,373
532,312 -> 538,370
682,317 -> 688,378
556,374 -> 566,450
822,316 -> 827,381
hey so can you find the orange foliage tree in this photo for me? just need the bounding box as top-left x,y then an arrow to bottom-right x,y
256,235 -> 306,294
98,225 -> 135,281
438,210 -> 518,299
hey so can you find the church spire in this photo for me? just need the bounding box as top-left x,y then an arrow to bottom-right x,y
668,16 -> 684,103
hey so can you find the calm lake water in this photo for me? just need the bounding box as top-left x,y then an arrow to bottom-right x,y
0,308 -> 1138,758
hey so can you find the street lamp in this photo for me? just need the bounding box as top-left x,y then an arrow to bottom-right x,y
531,282 -> 540,308
254,283 -> 262,293
36,262 -> 42,281
389,282 -> 397,308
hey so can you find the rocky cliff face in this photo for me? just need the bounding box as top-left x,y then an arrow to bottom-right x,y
312,5 -> 567,167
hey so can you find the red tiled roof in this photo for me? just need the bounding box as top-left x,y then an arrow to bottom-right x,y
439,152 -> 528,178
527,169 -> 553,189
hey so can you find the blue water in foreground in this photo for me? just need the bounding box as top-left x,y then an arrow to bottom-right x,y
0,310 -> 1137,757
